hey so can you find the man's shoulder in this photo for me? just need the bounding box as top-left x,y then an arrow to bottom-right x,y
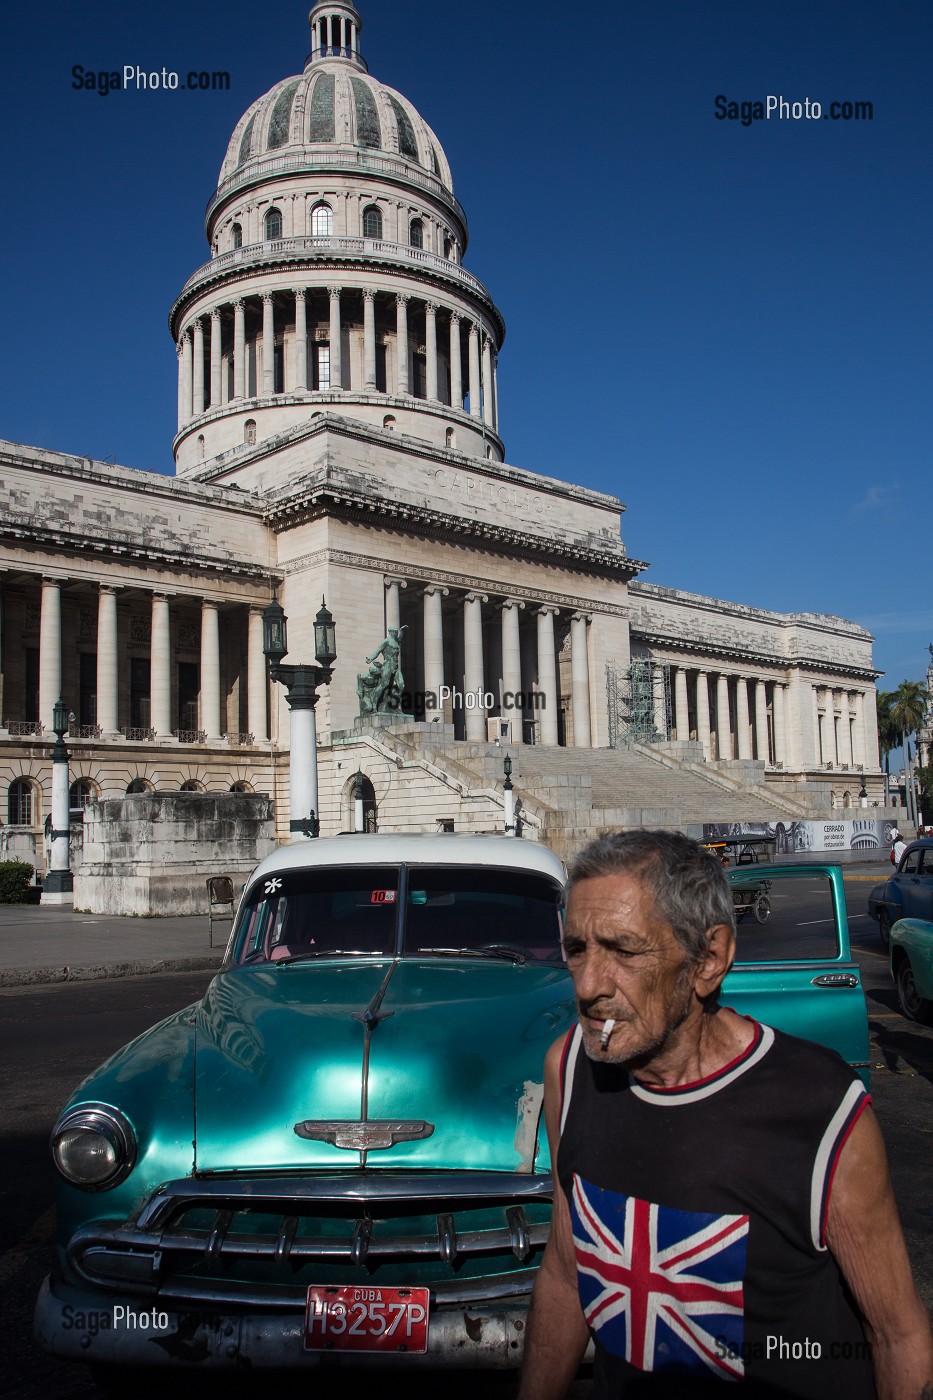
758,1022 -> 863,1093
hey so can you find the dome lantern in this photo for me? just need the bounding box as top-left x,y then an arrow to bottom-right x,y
306,0 -> 365,71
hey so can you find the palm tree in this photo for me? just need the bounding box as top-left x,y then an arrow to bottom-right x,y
890,680 -> 930,825
875,690 -> 899,803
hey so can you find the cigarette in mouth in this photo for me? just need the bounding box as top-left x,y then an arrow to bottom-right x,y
600,1018 -> 616,1050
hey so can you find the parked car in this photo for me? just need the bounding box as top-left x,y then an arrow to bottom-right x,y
889,917 -> 933,1024
35,837 -> 869,1380
868,838 -> 933,947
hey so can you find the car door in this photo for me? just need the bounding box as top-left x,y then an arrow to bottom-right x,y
723,864 -> 870,1087
900,847 -> 933,920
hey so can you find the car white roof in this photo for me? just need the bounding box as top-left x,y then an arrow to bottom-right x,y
244,833 -> 565,891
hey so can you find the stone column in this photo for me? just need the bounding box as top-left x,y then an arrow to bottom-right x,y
39,579 -> 62,732
772,683 -> 787,766
754,680 -> 770,764
425,302 -> 438,400
423,585 -> 447,712
362,289 -> 377,390
150,593 -> 172,737
328,286 -> 342,389
191,318 -> 205,417
716,674 -> 731,760
827,691 -> 839,766
200,601 -> 222,740
395,294 -> 409,395
96,585 -> 119,736
695,671 -> 711,757
233,300 -> 245,400
851,693 -> 864,769
536,607 -> 560,747
500,599 -> 523,744
180,330 -> 193,425
463,592 -> 487,741
492,353 -> 500,431
384,578 -> 403,632
176,340 -> 186,431
247,606 -> 267,741
735,678 -> 751,759
293,288 -> 308,391
209,309 -> 222,407
482,337 -> 494,426
449,312 -> 462,409
261,293 -> 275,395
674,668 -> 690,742
468,323 -> 481,419
570,613 -> 592,748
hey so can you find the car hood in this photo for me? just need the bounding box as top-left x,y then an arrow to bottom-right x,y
193,958 -> 575,1173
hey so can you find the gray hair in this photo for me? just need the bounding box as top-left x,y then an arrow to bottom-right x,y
567,829 -> 736,963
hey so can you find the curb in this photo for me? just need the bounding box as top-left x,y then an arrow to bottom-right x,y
0,955 -> 223,988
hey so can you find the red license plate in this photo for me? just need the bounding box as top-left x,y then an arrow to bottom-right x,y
304,1285 -> 430,1353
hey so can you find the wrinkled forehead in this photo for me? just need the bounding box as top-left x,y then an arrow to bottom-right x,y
564,871 -> 675,942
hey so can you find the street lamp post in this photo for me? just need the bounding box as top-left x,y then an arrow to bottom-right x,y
503,754 -> 515,835
41,698 -> 74,906
263,597 -> 336,841
353,771 -> 365,833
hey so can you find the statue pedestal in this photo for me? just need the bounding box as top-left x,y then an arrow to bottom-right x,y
353,712 -> 415,733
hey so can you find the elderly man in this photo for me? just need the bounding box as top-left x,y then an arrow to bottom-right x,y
520,830 -> 933,1399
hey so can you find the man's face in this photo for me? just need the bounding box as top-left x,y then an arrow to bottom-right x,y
562,872 -> 702,1067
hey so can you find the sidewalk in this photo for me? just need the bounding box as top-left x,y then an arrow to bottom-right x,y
0,905 -> 226,986
0,858 -> 893,987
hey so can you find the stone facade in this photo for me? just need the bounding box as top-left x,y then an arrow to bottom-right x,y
0,0 -> 885,870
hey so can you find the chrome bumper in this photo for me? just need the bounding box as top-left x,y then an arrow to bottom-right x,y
34,1275 -> 532,1369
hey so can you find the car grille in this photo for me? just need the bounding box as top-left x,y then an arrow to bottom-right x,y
67,1173 -> 552,1309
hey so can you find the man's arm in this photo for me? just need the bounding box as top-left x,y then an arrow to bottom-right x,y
825,1104 -> 933,1399
518,1035 -> 590,1400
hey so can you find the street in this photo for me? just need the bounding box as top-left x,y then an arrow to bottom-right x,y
1,876 -> 931,1398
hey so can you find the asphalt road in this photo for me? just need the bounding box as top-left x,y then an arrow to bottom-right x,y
2,877 -> 931,1399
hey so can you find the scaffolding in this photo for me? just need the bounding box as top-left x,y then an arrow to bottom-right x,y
606,659 -> 671,748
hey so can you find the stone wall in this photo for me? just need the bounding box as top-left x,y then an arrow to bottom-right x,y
74,791 -> 275,915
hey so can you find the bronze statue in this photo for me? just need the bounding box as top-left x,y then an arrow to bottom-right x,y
356,625 -> 408,715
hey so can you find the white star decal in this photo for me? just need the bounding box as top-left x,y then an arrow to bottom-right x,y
264,877 -> 283,894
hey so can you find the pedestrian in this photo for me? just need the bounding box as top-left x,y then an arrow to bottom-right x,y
891,829 -> 907,866
519,829 -> 933,1399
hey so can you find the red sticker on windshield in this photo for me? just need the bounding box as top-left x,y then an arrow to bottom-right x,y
371,890 -> 396,903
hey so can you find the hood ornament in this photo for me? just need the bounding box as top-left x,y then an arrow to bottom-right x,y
294,1119 -> 435,1150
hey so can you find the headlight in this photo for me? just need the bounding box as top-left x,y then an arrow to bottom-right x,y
51,1105 -> 136,1190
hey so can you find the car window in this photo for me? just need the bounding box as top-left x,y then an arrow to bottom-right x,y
902,850 -> 921,875
405,866 -> 564,962
921,850 -> 933,875
730,870 -> 841,962
232,866 -> 400,964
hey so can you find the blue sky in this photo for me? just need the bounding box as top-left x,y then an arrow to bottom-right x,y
2,0 -> 930,698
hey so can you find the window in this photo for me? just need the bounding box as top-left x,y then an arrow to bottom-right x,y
383,414 -> 396,430
8,779 -> 33,825
232,222 -> 243,249
264,207 -> 282,240
230,781 -> 253,793
126,778 -> 151,794
445,427 -> 456,448
244,418 -> 257,445
444,237 -> 454,260
409,218 -> 423,249
130,657 -> 150,729
311,202 -> 333,237
197,434 -> 206,459
70,779 -> 96,817
79,652 -> 97,726
362,205 -> 382,239
315,345 -> 331,390
180,780 -> 203,792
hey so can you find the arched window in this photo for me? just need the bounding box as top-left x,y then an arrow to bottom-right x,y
126,778 -> 151,794
264,207 -> 282,241
362,205 -> 383,239
232,222 -> 243,249
445,427 -> 456,448
244,419 -> 257,445
311,202 -> 333,237
7,779 -> 33,825
409,218 -> 424,249
197,434 -> 206,459
230,780 -> 253,793
345,774 -> 378,832
383,414 -> 396,431
69,779 -> 96,817
180,780 -> 203,792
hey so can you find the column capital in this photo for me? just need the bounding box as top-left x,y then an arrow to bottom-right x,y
464,591 -> 488,605
535,604 -> 559,619
209,307 -> 221,323
98,583 -> 119,596
232,297 -> 245,311
191,315 -> 204,331
449,309 -> 462,325
499,597 -> 525,612
468,321 -> 479,337
422,584 -> 449,599
424,301 -> 437,315
396,292 -> 410,307
180,326 -> 192,345
384,577 -> 408,591
293,286 -> 306,302
362,287 -> 376,304
176,340 -> 184,359
201,597 -> 220,611
571,611 -> 591,624
328,285 -> 342,300
261,290 -> 274,305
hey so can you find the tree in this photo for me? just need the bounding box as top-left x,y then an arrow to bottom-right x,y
875,690 -> 899,799
890,680 -> 930,825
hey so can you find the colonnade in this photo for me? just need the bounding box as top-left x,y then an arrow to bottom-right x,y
28,579 -> 267,742
176,286 -> 499,431
384,579 -> 592,747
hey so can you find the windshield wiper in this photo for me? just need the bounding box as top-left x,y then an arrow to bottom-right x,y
417,946 -> 526,965
275,950 -> 389,964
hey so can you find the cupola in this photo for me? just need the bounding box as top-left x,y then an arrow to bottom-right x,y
306,0 -> 365,71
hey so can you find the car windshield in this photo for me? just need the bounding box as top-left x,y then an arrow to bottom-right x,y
230,864 -> 564,966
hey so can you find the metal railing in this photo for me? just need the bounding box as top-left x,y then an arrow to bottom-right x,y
225,732 -> 254,746
179,235 -> 488,303
120,726 -> 156,742
174,730 -> 207,745
3,719 -> 43,736
69,724 -> 102,739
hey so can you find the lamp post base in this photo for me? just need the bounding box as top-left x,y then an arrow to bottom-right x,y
41,869 -> 74,907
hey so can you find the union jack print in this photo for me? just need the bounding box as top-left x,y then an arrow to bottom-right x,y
571,1175 -> 749,1380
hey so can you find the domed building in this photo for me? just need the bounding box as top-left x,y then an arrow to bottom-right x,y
0,1 -> 887,888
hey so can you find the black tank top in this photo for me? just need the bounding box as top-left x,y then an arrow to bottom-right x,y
557,1020 -> 875,1398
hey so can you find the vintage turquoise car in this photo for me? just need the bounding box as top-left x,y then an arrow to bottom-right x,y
35,836 -> 868,1378
868,838 -> 933,947
889,917 -> 933,1024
